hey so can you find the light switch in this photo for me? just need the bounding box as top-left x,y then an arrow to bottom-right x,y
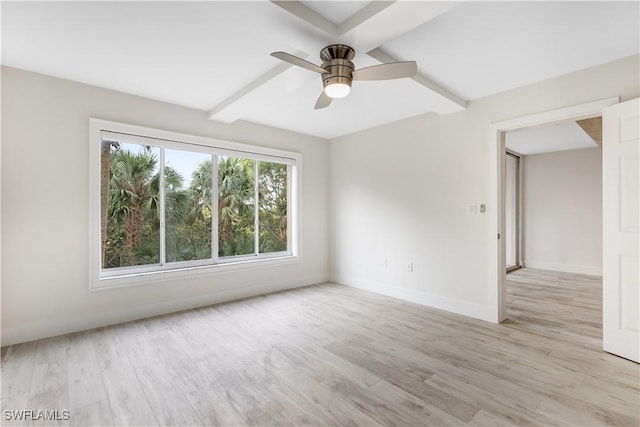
468,203 -> 477,215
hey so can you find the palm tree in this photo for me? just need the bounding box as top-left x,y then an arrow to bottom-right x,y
258,162 -> 288,252
163,166 -> 204,262
189,160 -> 213,222
107,146 -> 159,266
162,166 -> 188,226
218,157 -> 255,256
100,140 -> 117,267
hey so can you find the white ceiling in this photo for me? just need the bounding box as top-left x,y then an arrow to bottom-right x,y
2,1 -> 639,139
301,1 -> 371,25
506,121 -> 597,156
383,1 -> 640,100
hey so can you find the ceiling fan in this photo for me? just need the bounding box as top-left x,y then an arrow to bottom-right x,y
270,44 -> 417,109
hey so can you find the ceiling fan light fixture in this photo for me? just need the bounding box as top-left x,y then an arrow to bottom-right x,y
323,74 -> 352,99
324,82 -> 351,98
270,43 -> 416,110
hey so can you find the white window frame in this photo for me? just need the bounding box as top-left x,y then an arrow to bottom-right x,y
89,119 -> 301,290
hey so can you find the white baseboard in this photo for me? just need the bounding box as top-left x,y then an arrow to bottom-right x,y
330,273 -> 495,323
522,261 -> 602,276
1,274 -> 328,347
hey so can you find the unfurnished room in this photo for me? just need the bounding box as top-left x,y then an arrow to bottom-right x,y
1,1 -> 639,426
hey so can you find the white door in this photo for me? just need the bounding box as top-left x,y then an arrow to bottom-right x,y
602,98 -> 639,363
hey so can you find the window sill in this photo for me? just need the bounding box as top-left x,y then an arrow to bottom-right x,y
91,255 -> 300,291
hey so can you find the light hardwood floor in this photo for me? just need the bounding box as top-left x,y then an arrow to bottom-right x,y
1,269 -> 638,426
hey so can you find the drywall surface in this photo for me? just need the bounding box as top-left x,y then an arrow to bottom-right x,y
521,147 -> 602,275
1,66 -> 329,346
329,55 -> 638,321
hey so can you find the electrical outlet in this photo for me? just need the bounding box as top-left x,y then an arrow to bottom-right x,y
468,203 -> 476,215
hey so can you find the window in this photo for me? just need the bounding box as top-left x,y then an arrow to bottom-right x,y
91,120 -> 299,289
217,156 -> 256,257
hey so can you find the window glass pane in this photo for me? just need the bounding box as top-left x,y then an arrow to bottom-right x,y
218,156 -> 255,257
164,149 -> 212,262
102,141 -> 160,268
258,161 -> 288,253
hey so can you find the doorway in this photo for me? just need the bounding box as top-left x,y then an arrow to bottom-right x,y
487,97 -> 618,322
501,118 -> 604,348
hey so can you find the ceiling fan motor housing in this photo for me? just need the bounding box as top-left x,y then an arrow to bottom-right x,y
320,44 -> 355,90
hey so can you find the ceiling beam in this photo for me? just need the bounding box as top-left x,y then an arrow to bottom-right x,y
338,1 -> 460,55
271,1 -> 458,50
209,1 -> 463,123
337,2 -> 395,35
208,50 -> 308,122
271,1 -> 338,36
367,48 -> 467,109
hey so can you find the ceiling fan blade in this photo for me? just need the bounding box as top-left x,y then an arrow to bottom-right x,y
314,91 -> 332,110
271,52 -> 326,74
352,61 -> 417,81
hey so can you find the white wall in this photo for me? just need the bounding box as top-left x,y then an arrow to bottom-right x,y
329,55 -> 639,321
3,55 -> 639,345
1,66 -> 329,346
521,147 -> 602,275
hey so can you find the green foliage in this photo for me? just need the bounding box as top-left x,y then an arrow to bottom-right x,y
102,147 -> 288,270
258,162 -> 288,253
218,157 -> 255,257
104,146 -> 159,268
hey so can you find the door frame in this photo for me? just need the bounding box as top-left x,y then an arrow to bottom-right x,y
505,150 -> 521,272
488,96 -> 619,322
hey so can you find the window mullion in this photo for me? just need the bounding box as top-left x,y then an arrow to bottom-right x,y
159,147 -> 166,266
254,160 -> 259,256
212,154 -> 220,263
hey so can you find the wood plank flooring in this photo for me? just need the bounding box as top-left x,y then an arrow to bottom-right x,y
1,268 -> 638,426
